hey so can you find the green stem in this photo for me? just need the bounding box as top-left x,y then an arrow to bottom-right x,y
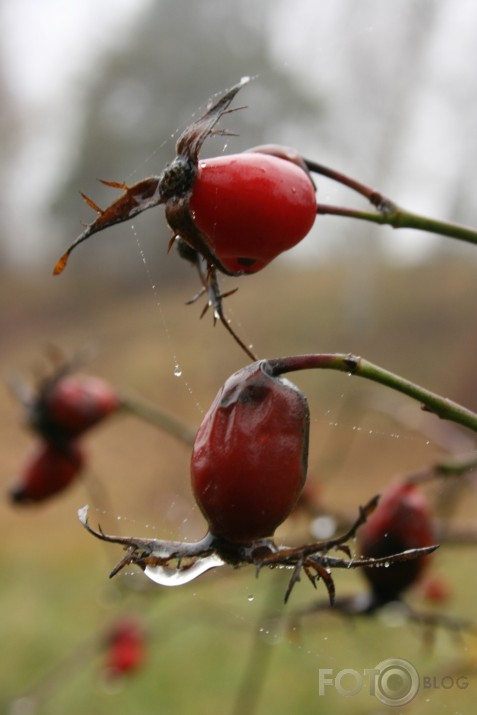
119,392 -> 196,446
406,453 -> 477,485
266,353 -> 477,433
317,202 -> 477,247
305,157 -> 477,247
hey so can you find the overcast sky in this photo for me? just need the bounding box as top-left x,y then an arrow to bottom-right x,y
2,0 -> 477,266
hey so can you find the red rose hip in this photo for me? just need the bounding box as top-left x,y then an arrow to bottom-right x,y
189,152 -> 317,274
9,441 -> 85,504
33,374 -> 120,441
103,617 -> 147,679
358,480 -> 435,602
190,361 -> 310,543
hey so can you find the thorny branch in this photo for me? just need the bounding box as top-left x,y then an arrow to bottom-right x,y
78,498 -> 438,604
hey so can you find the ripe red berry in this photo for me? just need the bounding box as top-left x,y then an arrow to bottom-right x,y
188,152 -> 317,274
103,618 -> 146,679
9,441 -> 85,504
32,375 -> 120,442
420,575 -> 451,604
190,362 -> 310,543
358,480 -> 435,602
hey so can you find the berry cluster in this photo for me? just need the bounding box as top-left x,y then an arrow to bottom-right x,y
17,78 -> 477,610
9,356 -> 119,504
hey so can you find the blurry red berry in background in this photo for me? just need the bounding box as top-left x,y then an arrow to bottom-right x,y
419,574 -> 452,604
191,362 -> 310,543
358,480 -> 435,602
9,441 -> 85,504
102,618 -> 147,679
31,375 -> 120,442
189,152 -> 317,274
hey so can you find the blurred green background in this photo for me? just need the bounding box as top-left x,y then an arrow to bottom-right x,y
2,1 -> 477,713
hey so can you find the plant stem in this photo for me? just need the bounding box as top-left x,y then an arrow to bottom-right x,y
304,157 -> 477,247
266,353 -> 477,433
317,203 -> 477,247
119,392 -> 196,445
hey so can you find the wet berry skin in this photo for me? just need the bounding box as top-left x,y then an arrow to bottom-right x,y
32,375 -> 120,442
190,362 -> 310,543
9,441 -> 85,504
358,480 -> 435,602
189,152 -> 317,274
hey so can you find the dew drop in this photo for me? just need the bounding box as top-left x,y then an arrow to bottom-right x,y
144,553 -> 225,587
174,364 -> 182,377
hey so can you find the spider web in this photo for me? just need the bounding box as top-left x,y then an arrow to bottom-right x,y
6,5 -> 477,715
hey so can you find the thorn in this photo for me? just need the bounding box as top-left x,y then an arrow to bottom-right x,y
99,178 -> 128,190
80,192 -> 103,215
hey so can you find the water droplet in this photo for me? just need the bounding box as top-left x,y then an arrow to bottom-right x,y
247,594 -> 254,603
144,553 -> 225,587
199,161 -> 207,169
174,364 -> 182,377
384,561 -> 390,568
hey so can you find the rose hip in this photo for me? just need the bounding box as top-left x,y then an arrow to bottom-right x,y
191,361 -> 309,543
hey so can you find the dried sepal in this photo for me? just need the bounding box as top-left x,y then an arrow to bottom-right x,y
78,498 -> 438,603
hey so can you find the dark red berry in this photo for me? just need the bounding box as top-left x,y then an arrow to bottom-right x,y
32,375 -> 120,442
190,361 -> 309,543
189,152 -> 317,274
103,618 -> 146,679
358,480 -> 435,602
9,441 -> 85,504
